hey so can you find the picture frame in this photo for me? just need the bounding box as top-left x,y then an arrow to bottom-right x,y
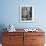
20,5 -> 34,22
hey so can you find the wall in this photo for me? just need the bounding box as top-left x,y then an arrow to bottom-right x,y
0,0 -> 46,29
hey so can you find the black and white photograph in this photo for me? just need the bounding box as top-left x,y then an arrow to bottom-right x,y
20,5 -> 34,22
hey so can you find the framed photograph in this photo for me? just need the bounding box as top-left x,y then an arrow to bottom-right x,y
20,5 -> 34,22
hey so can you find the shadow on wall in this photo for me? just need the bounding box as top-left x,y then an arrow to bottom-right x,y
0,24 -> 7,43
